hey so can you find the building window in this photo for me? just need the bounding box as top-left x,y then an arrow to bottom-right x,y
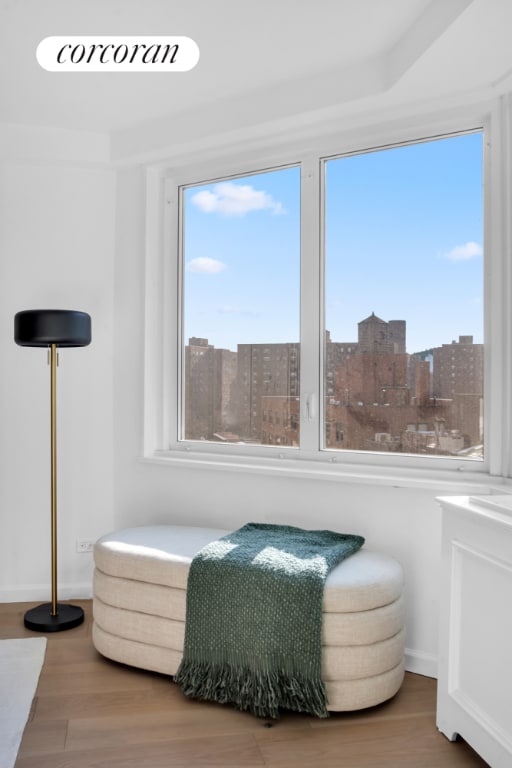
324,132 -> 483,459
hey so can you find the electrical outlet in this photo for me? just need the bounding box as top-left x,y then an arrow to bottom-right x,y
76,540 -> 94,553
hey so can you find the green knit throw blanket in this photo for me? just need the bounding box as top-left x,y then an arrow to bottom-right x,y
174,523 -> 364,719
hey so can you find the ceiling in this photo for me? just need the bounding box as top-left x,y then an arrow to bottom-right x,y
0,0 -> 511,138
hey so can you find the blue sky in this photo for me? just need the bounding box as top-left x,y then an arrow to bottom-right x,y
183,131 -> 483,353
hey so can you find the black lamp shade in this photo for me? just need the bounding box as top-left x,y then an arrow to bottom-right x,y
14,309 -> 91,348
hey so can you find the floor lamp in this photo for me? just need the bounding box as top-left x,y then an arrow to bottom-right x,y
14,309 -> 92,632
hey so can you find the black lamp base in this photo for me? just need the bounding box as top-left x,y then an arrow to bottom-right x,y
24,603 -> 84,632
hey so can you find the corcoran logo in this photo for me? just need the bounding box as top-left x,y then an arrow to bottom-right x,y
36,36 -> 199,72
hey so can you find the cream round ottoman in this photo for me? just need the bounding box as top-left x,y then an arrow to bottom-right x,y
92,525 -> 405,712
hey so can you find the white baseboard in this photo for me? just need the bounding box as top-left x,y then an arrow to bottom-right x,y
405,647 -> 438,679
0,582 -> 93,603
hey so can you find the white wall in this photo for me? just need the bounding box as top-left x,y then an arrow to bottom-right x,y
0,128 -> 116,601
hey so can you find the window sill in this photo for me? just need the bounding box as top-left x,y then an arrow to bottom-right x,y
141,448 -> 508,495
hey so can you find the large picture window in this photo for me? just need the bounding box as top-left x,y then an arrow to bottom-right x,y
170,126 -> 485,469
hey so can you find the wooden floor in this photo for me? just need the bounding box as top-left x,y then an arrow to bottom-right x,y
1,600 -> 489,768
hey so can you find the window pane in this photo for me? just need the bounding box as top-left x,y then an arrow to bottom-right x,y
182,166 -> 300,445
324,133 -> 483,459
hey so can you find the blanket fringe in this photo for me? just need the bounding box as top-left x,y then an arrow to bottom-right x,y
174,659 -> 329,719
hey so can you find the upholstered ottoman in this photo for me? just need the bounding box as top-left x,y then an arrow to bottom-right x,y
92,525 -> 405,712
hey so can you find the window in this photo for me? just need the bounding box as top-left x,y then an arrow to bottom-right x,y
324,132 -> 483,459
181,166 -> 301,445
145,106 -> 512,479
176,131 -> 483,463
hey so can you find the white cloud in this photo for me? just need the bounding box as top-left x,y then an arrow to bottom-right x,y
445,241 -> 483,261
186,257 -> 226,274
191,181 -> 284,217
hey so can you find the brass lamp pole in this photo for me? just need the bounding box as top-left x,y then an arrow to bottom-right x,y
50,342 -> 58,617
14,309 -> 91,632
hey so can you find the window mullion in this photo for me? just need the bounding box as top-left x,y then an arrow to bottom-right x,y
299,157 -> 322,453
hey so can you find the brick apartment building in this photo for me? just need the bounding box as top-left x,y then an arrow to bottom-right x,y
184,338 -> 237,441
433,335 -> 483,398
235,342 -> 300,441
432,335 -> 483,452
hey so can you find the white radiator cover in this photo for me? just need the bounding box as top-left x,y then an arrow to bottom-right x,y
436,494 -> 512,768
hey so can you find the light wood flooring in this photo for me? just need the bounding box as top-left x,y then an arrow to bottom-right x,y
1,600 -> 489,768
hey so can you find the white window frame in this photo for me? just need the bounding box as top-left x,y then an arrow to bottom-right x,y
142,95 -> 512,490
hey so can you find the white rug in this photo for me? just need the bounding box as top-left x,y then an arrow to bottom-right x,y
0,637 -> 47,768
